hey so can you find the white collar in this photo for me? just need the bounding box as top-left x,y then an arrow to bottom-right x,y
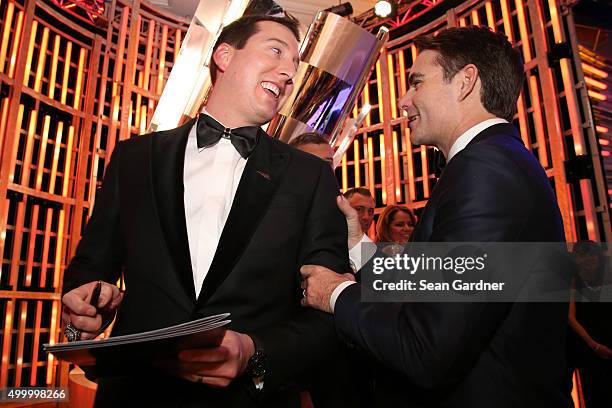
200,107 -> 229,128
446,118 -> 508,162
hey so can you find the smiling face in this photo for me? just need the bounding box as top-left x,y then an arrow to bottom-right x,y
388,210 -> 414,244
209,21 -> 299,127
398,50 -> 460,152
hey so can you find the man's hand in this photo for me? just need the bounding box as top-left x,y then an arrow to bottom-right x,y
61,281 -> 123,340
337,195 -> 363,250
300,264 -> 355,313
167,330 -> 255,387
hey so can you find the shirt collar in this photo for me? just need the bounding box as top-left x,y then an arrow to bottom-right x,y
447,118 -> 508,162
200,107 -> 229,128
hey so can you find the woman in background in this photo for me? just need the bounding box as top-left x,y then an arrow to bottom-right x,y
375,205 -> 417,244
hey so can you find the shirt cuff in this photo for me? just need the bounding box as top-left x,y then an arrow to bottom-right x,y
330,281 -> 357,313
348,234 -> 375,272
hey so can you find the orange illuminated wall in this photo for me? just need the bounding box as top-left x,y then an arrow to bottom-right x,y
341,0 -> 611,243
0,0 -> 188,388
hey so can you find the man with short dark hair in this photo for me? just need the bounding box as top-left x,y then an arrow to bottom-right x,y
289,132 -> 334,166
301,26 -> 569,407
343,187 -> 375,234
61,15 -> 349,407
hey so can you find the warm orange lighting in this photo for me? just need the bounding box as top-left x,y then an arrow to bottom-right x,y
35,115 -> 51,189
376,61 -> 384,122
49,122 -> 64,194
8,105 -> 25,182
599,138 -> 610,146
341,153 -> 348,191
367,137 -> 374,189
405,128 -> 416,201
392,131 -> 401,201
157,25 -> 169,95
73,48 -> 86,109
49,35 -> 61,99
364,85 -> 371,127
62,126 -> 74,197
588,90 -> 607,101
485,1 -> 496,31
8,11 -> 24,78
34,27 -> 50,93
380,135 -> 387,203
500,0 -> 514,42
596,126 -> 609,134
585,76 -> 608,90
388,54 -> 397,118
1,300 -> 15,386
23,20 -> 38,86
515,0 -> 531,60
528,75 -> 550,166
354,139 -> 361,186
60,42 -> 72,105
582,63 -> 608,78
0,1 -> 15,73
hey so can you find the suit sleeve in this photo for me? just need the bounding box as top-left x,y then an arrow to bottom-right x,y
62,144 -> 124,295
334,144 -> 534,389
251,158 -> 351,395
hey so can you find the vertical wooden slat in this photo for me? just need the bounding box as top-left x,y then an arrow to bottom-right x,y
14,300 -> 27,386
20,109 -> 38,187
48,34 -> 60,99
0,1 -> 15,73
528,75 -> 550,167
7,10 -> 23,78
30,300 -> 43,385
0,299 -> 14,386
405,128 -> 416,201
33,26 -> 49,93
22,20 -> 38,87
353,140 -> 360,186
60,41 -> 72,105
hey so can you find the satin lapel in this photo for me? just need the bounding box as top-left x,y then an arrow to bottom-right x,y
196,132 -> 289,306
151,118 -> 197,301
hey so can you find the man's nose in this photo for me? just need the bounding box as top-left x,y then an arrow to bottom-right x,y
398,90 -> 414,113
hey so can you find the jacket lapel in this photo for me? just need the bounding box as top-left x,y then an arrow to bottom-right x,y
151,118 -> 197,301
196,132 -> 289,306
411,123 -> 522,242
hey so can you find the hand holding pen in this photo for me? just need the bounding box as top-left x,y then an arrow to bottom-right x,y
61,280 -> 124,341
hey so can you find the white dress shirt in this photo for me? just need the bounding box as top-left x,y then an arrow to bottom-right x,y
184,110 -> 248,298
329,117 -> 508,313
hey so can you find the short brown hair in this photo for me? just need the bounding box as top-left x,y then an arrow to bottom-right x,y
375,205 -> 416,243
210,15 -> 300,84
343,187 -> 373,200
289,132 -> 329,148
414,26 -> 524,122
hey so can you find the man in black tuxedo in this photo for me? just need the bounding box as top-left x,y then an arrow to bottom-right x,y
61,15 -> 350,407
301,26 -> 570,407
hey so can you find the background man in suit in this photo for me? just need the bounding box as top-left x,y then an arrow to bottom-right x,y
301,26 -> 569,407
61,15 -> 350,407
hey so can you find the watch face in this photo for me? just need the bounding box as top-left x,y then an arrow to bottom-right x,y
248,349 -> 266,378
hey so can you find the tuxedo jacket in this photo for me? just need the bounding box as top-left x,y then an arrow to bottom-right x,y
63,118 -> 350,407
335,123 -> 570,407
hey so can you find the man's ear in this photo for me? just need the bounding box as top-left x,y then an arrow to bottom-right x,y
212,43 -> 233,76
457,64 -> 479,101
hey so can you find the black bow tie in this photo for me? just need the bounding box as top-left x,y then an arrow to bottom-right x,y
196,113 -> 260,159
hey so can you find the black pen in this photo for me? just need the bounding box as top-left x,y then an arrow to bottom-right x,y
90,280 -> 102,308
